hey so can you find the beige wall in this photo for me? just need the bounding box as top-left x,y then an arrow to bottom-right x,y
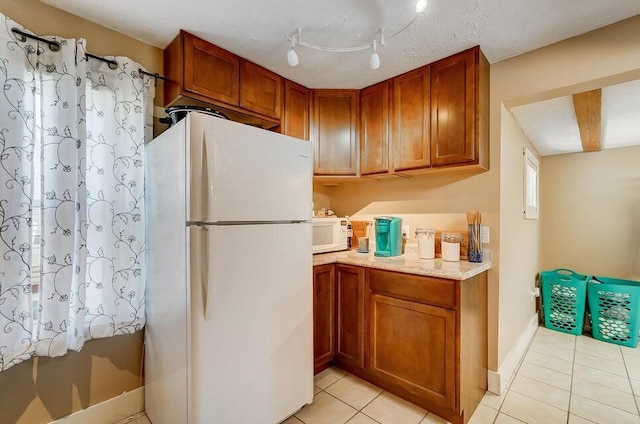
497,106 -> 540,363
0,1 -> 161,422
0,332 -> 144,424
492,14 -> 640,367
541,145 -> 640,279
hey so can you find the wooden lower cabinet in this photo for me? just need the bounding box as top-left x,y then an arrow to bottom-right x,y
312,264 -> 487,424
313,264 -> 335,374
335,265 -> 365,368
369,293 -> 456,410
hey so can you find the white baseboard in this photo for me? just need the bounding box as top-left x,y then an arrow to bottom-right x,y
487,315 -> 539,395
49,387 -> 144,424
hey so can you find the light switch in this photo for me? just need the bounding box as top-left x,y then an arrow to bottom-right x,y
402,224 -> 410,239
481,225 -> 490,244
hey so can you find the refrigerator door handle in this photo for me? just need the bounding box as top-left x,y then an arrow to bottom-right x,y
201,132 -> 210,221
201,226 -> 211,321
190,225 -> 211,321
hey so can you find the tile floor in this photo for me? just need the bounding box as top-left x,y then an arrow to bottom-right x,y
128,325 -> 640,424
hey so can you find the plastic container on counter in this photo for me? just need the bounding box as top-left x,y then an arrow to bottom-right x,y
441,233 -> 462,262
415,228 -> 436,259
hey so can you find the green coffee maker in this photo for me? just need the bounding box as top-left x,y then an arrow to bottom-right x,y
374,216 -> 402,257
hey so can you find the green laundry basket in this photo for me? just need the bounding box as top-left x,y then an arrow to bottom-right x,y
588,276 -> 640,348
541,269 -> 589,335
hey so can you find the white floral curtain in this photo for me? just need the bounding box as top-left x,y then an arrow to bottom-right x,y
0,15 -> 37,371
36,36 -> 87,356
0,14 -> 154,371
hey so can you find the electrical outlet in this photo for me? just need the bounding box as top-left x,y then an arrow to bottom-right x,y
402,224 -> 410,239
481,225 -> 490,244
530,287 -> 541,301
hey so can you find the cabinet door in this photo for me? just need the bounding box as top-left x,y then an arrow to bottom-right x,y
392,67 -> 430,172
311,90 -> 359,176
283,80 -> 309,140
360,81 -> 390,176
183,32 -> 239,105
431,48 -> 476,165
369,293 -> 456,410
335,265 -> 365,369
313,264 -> 335,373
240,61 -> 282,119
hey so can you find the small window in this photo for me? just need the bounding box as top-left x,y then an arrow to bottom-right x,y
524,147 -> 539,220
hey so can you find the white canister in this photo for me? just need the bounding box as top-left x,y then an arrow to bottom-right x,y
441,233 -> 462,262
415,228 -> 436,259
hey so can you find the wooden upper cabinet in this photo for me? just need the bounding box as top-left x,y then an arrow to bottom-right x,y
431,47 -> 481,166
240,61 -> 282,119
311,90 -> 359,176
335,265 -> 366,369
181,31 -> 240,105
283,80 -> 310,140
163,31 -> 282,129
391,66 -> 431,172
360,81 -> 390,176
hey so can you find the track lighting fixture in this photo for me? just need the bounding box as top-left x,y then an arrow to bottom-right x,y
286,0 -> 427,70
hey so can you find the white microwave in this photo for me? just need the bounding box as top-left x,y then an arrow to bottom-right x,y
312,217 -> 348,254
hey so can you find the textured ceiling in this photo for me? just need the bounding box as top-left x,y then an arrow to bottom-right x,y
511,79 -> 640,156
41,0 -> 640,89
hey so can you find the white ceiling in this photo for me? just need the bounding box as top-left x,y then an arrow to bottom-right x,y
511,79 -> 640,156
40,0 -> 640,89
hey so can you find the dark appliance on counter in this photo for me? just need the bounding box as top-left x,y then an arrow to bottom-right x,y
159,105 -> 230,127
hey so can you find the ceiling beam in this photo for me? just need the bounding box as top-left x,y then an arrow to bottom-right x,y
572,89 -> 602,152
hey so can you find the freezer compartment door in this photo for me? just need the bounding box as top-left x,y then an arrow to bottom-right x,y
188,113 -> 312,223
190,223 -> 313,424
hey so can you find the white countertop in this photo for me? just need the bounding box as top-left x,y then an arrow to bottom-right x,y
313,250 -> 491,280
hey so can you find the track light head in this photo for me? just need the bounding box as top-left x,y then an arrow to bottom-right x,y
369,40 -> 380,70
416,0 -> 427,13
287,48 -> 299,67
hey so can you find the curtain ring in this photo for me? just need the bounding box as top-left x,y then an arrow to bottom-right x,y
11,27 -> 26,42
11,27 -> 61,52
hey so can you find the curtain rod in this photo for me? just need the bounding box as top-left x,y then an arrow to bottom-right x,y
85,53 -> 168,85
10,27 -> 167,84
11,27 -> 60,51
85,52 -> 118,70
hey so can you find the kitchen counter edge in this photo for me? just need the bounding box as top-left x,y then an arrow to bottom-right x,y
313,250 -> 491,280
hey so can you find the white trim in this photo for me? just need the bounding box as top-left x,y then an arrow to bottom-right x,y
48,387 -> 144,424
487,315 -> 539,395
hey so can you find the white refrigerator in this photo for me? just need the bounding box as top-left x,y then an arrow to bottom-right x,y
145,112 -> 313,424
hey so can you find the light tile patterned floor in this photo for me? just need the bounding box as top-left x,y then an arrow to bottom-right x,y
285,367 -> 444,424
129,326 -> 640,423
480,326 -> 640,424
